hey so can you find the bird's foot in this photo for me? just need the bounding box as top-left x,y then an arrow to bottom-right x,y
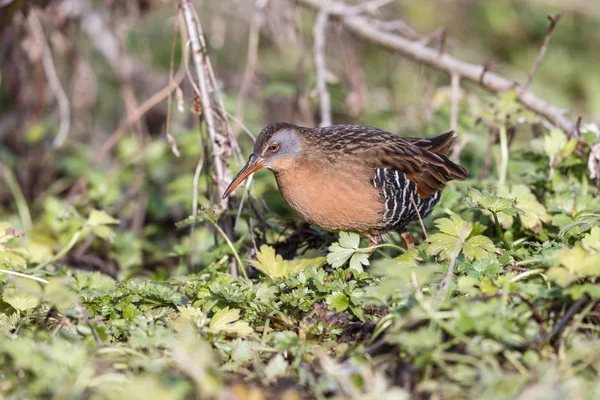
366,234 -> 382,255
400,231 -> 415,249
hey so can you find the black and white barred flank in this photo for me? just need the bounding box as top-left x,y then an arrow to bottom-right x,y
373,168 -> 441,230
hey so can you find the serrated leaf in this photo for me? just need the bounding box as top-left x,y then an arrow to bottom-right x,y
547,245 -> 600,287
463,236 -> 497,261
2,286 -> 39,311
0,222 -> 28,269
544,129 -> 568,157
466,188 -> 522,216
327,232 -> 367,270
436,215 -> 473,237
582,226 -> 600,253
250,245 -> 325,278
327,244 -> 355,268
338,231 -> 360,249
45,278 -> 78,312
326,291 -> 349,312
508,185 -> 551,233
87,209 -> 119,226
86,209 -> 119,242
427,233 -> 461,261
209,307 -> 252,337
469,257 -> 502,276
568,284 -> 600,300
349,252 -> 369,273
427,215 -> 497,262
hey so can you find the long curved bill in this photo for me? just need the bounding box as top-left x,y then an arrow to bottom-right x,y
222,153 -> 264,198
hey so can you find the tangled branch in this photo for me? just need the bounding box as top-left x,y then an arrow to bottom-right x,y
297,0 -> 578,137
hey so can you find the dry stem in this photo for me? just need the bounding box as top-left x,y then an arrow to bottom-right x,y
314,8 -> 332,127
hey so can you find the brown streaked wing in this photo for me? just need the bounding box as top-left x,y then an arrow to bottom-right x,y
313,125 -> 467,198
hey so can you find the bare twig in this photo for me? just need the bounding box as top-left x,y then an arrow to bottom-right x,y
522,11 -> 565,94
224,112 -> 257,142
348,0 -> 395,16
438,224 -> 470,299
98,68 -> 186,159
314,8 -> 332,127
410,195 -> 428,238
450,73 -> 460,132
451,135 -> 469,163
165,9 -> 182,158
192,155 -> 205,218
235,174 -> 254,229
181,0 -> 230,210
576,114 -> 583,136
234,0 -> 268,134
505,294 -> 592,351
27,9 -> 71,148
297,0 -> 578,137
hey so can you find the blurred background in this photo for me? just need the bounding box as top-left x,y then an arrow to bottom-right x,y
1,0 -> 598,277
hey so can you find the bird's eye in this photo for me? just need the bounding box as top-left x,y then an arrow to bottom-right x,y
269,143 -> 279,152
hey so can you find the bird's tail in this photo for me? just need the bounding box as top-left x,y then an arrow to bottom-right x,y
406,131 -> 455,155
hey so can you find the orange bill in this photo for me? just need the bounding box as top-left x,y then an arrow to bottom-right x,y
222,153 -> 264,198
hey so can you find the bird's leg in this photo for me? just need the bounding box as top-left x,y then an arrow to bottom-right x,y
399,229 -> 415,249
366,234 -> 382,255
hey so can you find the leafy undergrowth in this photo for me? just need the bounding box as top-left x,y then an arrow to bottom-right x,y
2,121 -> 600,399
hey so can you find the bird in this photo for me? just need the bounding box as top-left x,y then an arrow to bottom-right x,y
222,123 -> 467,251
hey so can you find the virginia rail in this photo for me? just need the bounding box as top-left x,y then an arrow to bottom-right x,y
223,123 -> 467,251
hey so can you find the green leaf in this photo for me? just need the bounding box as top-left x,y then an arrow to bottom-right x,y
426,215 -> 470,261
436,215 -> 473,237
45,278 -> 78,312
326,291 -> 349,312
582,226 -> 600,253
265,354 -> 288,382
87,209 -> 120,226
547,245 -> 600,287
348,252 -> 369,273
427,215 -> 497,261
327,232 -> 370,272
250,245 -> 325,278
463,236 -> 497,261
427,233 -> 461,261
86,209 -> 120,241
466,188 -> 522,216
544,129 -> 568,157
507,185 -> 551,233
568,284 -> 600,300
0,222 -> 28,269
208,307 -> 253,337
3,285 -> 40,312
469,257 -> 502,276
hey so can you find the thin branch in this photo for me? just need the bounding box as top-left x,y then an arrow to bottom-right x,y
234,0 -> 268,134
410,195 -> 428,238
522,11 -> 565,94
438,224 -> 470,298
297,0 -> 578,137
314,8 -> 332,127
348,0 -> 395,16
27,9 -> 71,148
505,294 -> 592,351
450,72 -> 460,132
181,0 -> 229,210
98,68 -> 186,159
165,9 -> 182,158
192,155 -> 205,218
223,112 -> 257,142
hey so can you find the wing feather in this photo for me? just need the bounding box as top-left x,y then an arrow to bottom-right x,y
313,125 -> 468,198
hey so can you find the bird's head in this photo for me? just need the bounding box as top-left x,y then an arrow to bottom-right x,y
222,122 -> 303,198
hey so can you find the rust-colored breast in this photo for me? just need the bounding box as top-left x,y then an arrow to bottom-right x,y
274,162 -> 384,235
